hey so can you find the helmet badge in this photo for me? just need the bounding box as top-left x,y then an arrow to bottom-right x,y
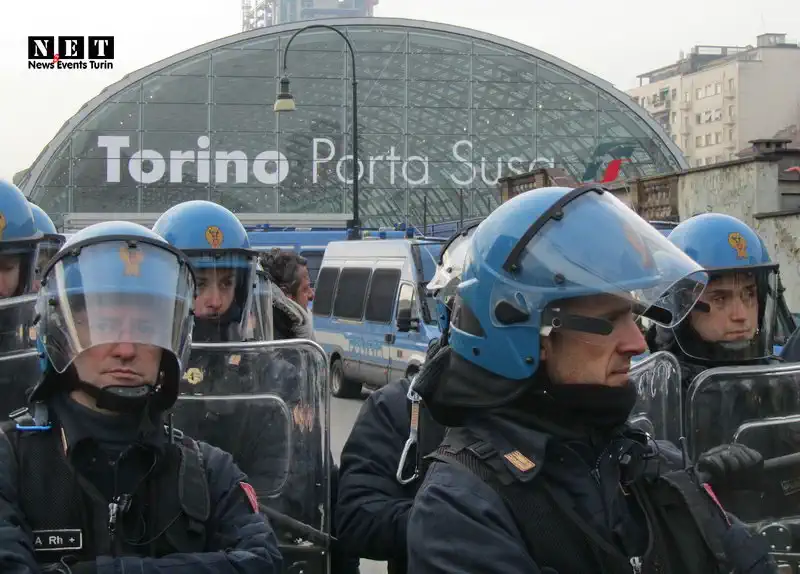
205,226 -> 224,249
0,212 -> 6,240
728,232 -> 748,259
119,246 -> 144,277
183,367 -> 204,385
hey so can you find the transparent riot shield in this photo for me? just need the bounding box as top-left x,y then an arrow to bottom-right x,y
0,348 -> 40,418
171,339 -> 330,574
626,351 -> 683,443
687,363 -> 800,568
0,293 -> 38,354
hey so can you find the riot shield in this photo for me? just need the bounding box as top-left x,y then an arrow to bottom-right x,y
171,339 -> 330,574
0,293 -> 38,354
0,348 -> 40,418
626,351 -> 683,443
686,363 -> 800,567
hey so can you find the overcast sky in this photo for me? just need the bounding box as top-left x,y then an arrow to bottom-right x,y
1,0 -> 798,181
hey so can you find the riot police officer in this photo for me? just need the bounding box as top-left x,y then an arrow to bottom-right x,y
0,181 -> 43,414
407,185 -> 776,574
335,224 -> 474,574
153,200 -> 258,343
0,220 -> 282,573
647,213 -> 782,391
152,200 -> 286,498
28,201 -> 65,292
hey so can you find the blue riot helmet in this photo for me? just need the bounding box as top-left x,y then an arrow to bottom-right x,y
427,222 -> 479,336
28,202 -> 65,289
31,221 -> 196,414
0,180 -> 41,298
449,185 -> 709,382
153,201 -> 257,343
667,213 -> 779,363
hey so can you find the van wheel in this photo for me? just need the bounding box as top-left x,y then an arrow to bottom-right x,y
330,358 -> 360,398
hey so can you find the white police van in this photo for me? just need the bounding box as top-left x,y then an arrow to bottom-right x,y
313,234 -> 443,398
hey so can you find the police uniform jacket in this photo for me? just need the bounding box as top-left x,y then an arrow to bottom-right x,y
0,391 -> 283,574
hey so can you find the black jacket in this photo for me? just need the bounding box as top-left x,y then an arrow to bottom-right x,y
0,394 -> 283,574
337,379 -> 417,574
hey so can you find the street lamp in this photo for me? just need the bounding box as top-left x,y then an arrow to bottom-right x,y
274,24 -> 360,233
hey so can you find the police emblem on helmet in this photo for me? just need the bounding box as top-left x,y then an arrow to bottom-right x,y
183,368 -> 204,385
205,226 -> 224,248
0,212 -> 6,240
728,232 -> 748,259
119,246 -> 144,277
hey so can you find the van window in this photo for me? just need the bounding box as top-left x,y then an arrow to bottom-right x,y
364,269 -> 401,323
397,283 -> 418,320
313,267 -> 339,316
333,268 -> 372,320
299,250 -> 323,286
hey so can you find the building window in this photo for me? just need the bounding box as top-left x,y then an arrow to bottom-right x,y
727,129 -> 733,141
703,110 -> 712,123
728,78 -> 735,92
696,88 -> 703,100
715,155 -> 723,163
695,113 -> 702,124
705,85 -> 712,97
728,105 -> 735,119
684,91 -> 690,102
713,108 -> 722,121
705,133 -> 713,145
672,134 -> 678,143
671,112 -> 677,123
714,82 -> 722,95
696,158 -> 704,167
715,132 -> 722,144
696,136 -> 704,147
672,88 -> 677,100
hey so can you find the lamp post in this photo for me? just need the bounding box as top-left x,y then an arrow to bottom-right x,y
274,24 -> 360,234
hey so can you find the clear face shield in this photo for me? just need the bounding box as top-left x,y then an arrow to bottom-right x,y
34,235 -> 66,289
427,224 -> 478,305
246,270 -> 274,342
674,265 -> 779,362
0,240 -> 39,298
36,240 -> 195,374
188,251 -> 256,343
489,188 -> 709,348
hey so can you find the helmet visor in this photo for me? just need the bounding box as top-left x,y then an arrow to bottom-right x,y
427,226 -> 476,297
189,252 -> 256,341
0,241 -> 38,297
674,265 -> 779,362
248,272 -> 274,341
38,241 -> 195,373
0,293 -> 37,353
35,237 -> 65,282
489,190 -> 708,334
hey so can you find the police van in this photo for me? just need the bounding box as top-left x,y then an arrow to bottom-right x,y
246,226 -> 414,287
313,236 -> 444,398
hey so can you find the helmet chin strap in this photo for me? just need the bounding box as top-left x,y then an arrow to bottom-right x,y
71,379 -> 160,414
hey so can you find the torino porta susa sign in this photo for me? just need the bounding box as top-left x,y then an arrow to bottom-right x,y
97,135 -> 556,187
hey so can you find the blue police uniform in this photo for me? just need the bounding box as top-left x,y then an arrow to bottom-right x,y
0,221 -> 282,574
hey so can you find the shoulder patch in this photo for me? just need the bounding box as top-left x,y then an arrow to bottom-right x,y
240,482 -> 259,514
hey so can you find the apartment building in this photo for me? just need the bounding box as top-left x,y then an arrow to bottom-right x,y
627,33 -> 800,167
